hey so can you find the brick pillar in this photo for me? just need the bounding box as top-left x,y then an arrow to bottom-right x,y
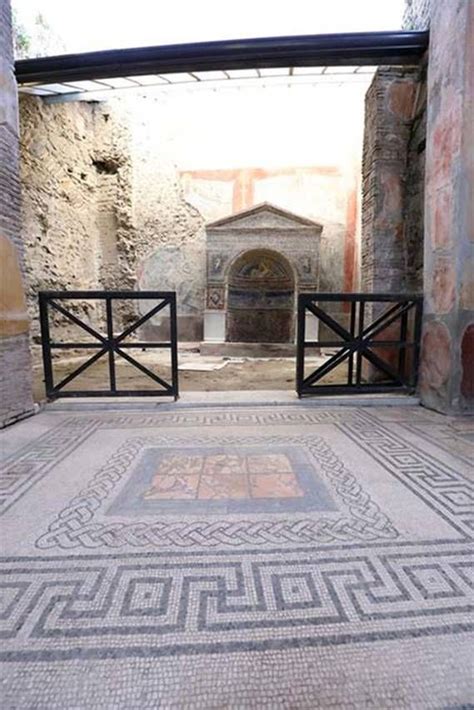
360,67 -> 425,382
0,0 -> 34,426
420,0 -> 474,413
361,67 -> 421,294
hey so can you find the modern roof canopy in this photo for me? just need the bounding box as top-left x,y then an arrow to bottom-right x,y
15,31 -> 428,98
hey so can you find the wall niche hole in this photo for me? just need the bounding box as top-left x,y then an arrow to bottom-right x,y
92,158 -> 120,175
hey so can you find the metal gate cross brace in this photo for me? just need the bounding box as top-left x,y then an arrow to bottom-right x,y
296,294 -> 423,396
39,291 -> 179,399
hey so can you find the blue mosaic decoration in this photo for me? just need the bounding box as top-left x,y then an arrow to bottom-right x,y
106,445 -> 338,516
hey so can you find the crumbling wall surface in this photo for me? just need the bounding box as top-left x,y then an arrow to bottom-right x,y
403,0 -> 431,29
19,96 -> 134,342
20,97 -> 100,340
420,0 -> 474,413
0,0 -> 34,426
19,94 -> 205,344
126,97 -> 205,339
361,67 -> 425,294
91,102 -> 133,294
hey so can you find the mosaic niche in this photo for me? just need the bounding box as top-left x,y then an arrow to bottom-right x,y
227,249 -> 295,343
204,203 -> 322,345
209,253 -> 227,278
206,286 -> 225,310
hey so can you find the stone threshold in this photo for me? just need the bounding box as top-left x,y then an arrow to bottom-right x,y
41,391 -> 420,412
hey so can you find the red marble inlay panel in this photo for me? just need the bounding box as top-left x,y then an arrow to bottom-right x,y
247,454 -> 293,475
158,455 -> 204,476
142,453 -> 303,501
203,454 -> 243,476
250,473 -> 304,499
144,473 -> 200,500
199,473 -> 249,500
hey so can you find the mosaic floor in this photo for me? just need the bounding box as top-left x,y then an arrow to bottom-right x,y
0,403 -> 473,708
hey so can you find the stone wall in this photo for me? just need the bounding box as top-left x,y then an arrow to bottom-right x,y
361,67 -> 426,294
419,0 -> 474,413
19,97 -> 133,342
19,96 -> 206,345
403,0 -> 431,30
127,97 -> 205,338
0,0 -> 34,426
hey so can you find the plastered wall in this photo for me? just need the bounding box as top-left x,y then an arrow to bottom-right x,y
419,0 -> 474,413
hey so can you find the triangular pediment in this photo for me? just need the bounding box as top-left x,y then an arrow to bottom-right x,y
206,203 -> 322,230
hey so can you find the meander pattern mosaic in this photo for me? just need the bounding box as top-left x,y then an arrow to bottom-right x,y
0,405 -> 473,706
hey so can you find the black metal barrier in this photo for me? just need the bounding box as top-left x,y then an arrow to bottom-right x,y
39,291 -> 178,399
296,293 -> 423,397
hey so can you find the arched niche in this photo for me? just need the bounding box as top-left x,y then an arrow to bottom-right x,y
226,249 -> 295,343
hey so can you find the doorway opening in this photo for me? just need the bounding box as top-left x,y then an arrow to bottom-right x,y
17,33 -> 428,399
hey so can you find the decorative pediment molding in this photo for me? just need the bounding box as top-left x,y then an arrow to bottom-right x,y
206,202 -> 323,232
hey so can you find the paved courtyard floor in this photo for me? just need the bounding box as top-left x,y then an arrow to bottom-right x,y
0,402 -> 473,708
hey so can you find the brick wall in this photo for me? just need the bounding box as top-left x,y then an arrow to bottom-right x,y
0,0 -> 34,427
361,67 -> 425,294
404,63 -> 427,292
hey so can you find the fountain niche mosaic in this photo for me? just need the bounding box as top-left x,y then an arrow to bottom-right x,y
227,249 -> 294,343
203,203 -> 322,347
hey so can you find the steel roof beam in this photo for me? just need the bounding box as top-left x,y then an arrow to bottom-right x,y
15,31 -> 428,85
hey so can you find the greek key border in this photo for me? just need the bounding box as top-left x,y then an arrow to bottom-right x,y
341,411 -> 474,539
0,407 -> 358,515
0,541 -> 472,662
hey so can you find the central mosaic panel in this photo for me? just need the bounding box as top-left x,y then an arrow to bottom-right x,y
36,432 -> 399,549
108,446 -> 337,515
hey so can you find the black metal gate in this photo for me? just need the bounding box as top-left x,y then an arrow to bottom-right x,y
296,293 -> 423,397
39,291 -> 178,399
